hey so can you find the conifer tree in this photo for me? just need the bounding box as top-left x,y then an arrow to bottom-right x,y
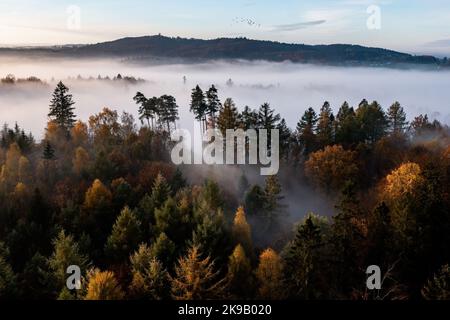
190,85 -> 207,131
255,248 -> 284,300
129,244 -> 170,300
170,245 -> 227,300
105,207 -> 142,262
227,244 -> 253,299
232,207 -> 253,256
48,230 -> 89,293
85,269 -> 124,300
387,102 -> 408,134
0,242 -> 16,299
316,101 -> 335,148
205,85 -> 221,128
217,98 -> 240,135
48,81 -> 76,132
42,140 -> 55,160
296,107 -> 318,155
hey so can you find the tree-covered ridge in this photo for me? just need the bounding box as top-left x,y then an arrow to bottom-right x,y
1,35 -> 448,68
0,82 -> 449,300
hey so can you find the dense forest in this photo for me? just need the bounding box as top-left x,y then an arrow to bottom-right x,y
0,80 -> 449,300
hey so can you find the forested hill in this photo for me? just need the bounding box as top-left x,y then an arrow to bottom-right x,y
1,35 -> 446,68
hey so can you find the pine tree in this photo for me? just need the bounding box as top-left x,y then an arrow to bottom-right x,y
284,214 -> 329,299
422,264 -> 450,300
151,173 -> 172,210
263,175 -> 286,231
158,95 -> 179,132
217,98 -> 240,136
277,118 -> 292,159
296,107 -> 318,155
227,244 -> 253,299
85,269 -> 124,300
241,106 -> 258,130
190,85 -> 207,131
129,244 -> 170,300
105,207 -> 142,262
205,85 -> 221,128
48,81 -> 76,131
316,101 -> 335,148
42,140 -> 55,160
335,101 -> 359,146
387,102 -> 408,134
48,230 -> 89,293
232,207 -> 253,256
356,100 -> 388,144
0,242 -> 17,299
255,248 -> 284,300
150,232 -> 176,269
257,103 -> 280,130
170,245 -> 227,300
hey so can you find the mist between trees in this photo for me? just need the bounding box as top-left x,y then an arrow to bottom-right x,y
0,71 -> 450,300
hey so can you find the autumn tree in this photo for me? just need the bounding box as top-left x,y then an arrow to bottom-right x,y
85,269 -> 124,300
129,244 -> 170,300
72,146 -> 90,176
217,98 -> 240,136
170,245 -> 227,300
105,207 -> 142,262
48,81 -> 76,132
255,248 -> 284,300
263,175 -> 286,232
305,145 -> 359,194
231,207 -> 253,256
226,244 -> 253,299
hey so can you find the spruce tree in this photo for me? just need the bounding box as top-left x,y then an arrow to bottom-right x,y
205,85 -> 221,128
387,102 -> 408,134
190,85 -> 207,131
296,107 -> 318,155
316,101 -> 335,148
48,81 -> 76,131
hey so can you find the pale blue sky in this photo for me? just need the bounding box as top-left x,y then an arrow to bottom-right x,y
0,0 -> 449,54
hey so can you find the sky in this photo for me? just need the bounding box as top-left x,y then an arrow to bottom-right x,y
0,0 -> 449,55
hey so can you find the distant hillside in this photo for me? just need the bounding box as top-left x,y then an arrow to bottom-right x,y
0,35 -> 446,68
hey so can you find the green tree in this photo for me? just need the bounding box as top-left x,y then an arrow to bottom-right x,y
422,264 -> 450,300
257,103 -> 280,131
0,242 -> 16,299
150,233 -> 176,269
48,230 -> 89,294
227,244 -> 253,299
48,81 -> 76,131
205,85 -> 221,128
296,107 -> 318,155
129,244 -> 169,300
387,102 -> 408,134
335,101 -> 359,146
316,101 -> 335,148
105,207 -> 142,262
356,100 -> 388,144
190,85 -> 207,131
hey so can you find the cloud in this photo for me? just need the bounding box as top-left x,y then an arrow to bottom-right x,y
272,20 -> 326,32
424,39 -> 450,48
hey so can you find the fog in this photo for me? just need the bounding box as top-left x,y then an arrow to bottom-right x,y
1,57 -> 450,139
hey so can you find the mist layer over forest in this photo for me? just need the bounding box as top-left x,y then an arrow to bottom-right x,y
1,57 -> 450,139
